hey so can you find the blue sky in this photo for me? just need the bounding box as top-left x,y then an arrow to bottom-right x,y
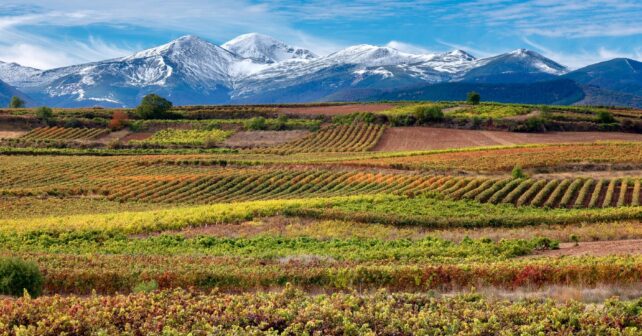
1,0 -> 641,70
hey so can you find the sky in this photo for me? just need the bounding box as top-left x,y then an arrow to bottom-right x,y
1,0 -> 642,70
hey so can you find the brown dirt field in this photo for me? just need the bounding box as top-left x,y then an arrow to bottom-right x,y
0,131 -> 26,139
277,103 -> 395,116
94,130 -> 130,144
535,239 -> 642,257
373,127 -> 642,152
119,132 -> 153,143
222,130 -> 310,148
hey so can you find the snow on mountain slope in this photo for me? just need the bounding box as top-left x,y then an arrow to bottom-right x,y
16,35 -> 253,106
0,61 -> 41,86
0,33 -> 575,106
222,33 -> 317,64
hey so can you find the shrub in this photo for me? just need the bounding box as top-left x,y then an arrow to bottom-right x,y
466,91 -> 480,105
596,111 -> 616,124
108,111 -> 129,130
8,96 -> 25,108
511,165 -> 526,179
35,106 -> 53,121
413,105 -> 444,124
0,257 -> 43,297
136,94 -> 173,119
133,280 -> 158,293
245,117 -> 267,130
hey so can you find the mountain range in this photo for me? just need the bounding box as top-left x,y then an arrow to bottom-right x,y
1,33 -> 642,108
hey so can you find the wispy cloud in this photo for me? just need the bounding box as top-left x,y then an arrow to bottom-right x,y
384,41 -> 434,54
522,37 -> 642,69
0,0 -> 344,68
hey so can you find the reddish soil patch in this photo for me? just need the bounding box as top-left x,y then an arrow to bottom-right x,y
535,239 -> 642,257
119,132 -> 153,143
223,130 -> 310,148
277,104 -> 395,116
373,127 -> 642,152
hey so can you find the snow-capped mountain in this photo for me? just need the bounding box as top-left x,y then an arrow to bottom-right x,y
460,49 -> 568,83
12,35 -> 255,106
222,33 -> 316,64
0,61 -> 41,87
0,33 -> 584,107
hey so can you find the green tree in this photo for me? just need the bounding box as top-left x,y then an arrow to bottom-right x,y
35,106 -> 53,121
467,91 -> 481,105
0,257 -> 43,297
8,96 -> 25,108
596,111 -> 616,124
136,94 -> 173,119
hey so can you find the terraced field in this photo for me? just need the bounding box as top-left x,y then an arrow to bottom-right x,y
2,102 -> 642,334
20,126 -> 109,140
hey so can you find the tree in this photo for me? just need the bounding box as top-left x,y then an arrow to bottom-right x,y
467,91 -> 481,105
596,111 -> 616,124
8,96 -> 25,108
136,94 -> 173,119
0,257 -> 43,297
35,106 -> 53,121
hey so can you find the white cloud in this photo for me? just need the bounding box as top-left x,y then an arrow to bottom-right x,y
0,0 -> 344,68
522,37 -> 642,69
384,41 -> 433,54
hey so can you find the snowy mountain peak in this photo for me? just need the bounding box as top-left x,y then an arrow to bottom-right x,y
222,33 -> 316,64
328,44 -> 432,67
0,61 -> 41,86
447,50 -> 476,61
126,35 -> 236,61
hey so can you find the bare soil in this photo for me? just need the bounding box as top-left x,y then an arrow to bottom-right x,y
373,127 -> 642,152
535,239 -> 642,257
0,131 -> 27,139
222,130 -> 310,148
119,132 -> 153,143
277,103 -> 395,116
94,130 -> 129,144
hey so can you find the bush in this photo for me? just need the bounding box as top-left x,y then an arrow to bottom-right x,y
413,105 -> 444,124
245,117 -> 267,130
136,94 -> 173,119
8,96 -> 25,108
596,111 -> 616,124
467,91 -> 480,105
108,111 -> 129,130
511,165 -> 526,179
35,106 -> 53,121
0,257 -> 43,297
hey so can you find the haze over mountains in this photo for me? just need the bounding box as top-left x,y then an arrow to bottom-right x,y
1,33 -> 642,108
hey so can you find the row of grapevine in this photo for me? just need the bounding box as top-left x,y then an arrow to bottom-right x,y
252,124 -> 385,154
444,177 -> 642,208
101,170 -> 449,204
21,127 -> 108,140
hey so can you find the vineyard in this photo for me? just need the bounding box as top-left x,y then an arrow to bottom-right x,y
252,124 -> 385,154
2,102 -> 642,333
20,127 -> 109,140
130,128 -> 234,147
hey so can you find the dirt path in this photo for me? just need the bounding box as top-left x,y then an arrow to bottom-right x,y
535,239 -> 642,257
278,104 -> 395,116
373,127 -> 642,152
0,131 -> 26,139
